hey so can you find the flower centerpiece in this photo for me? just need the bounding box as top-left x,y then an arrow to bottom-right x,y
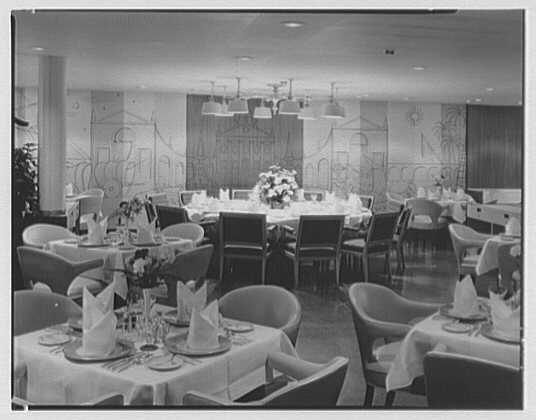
432,174 -> 446,196
111,196 -> 148,243
253,165 -> 299,209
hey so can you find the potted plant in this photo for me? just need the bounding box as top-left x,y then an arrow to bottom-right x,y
13,142 -> 39,227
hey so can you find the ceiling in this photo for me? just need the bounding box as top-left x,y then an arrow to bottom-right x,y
13,10 -> 523,105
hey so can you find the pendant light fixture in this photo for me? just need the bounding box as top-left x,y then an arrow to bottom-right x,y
253,96 -> 272,119
322,82 -> 345,119
228,77 -> 249,114
278,78 -> 301,115
298,95 -> 316,120
215,86 -> 233,117
201,81 -> 222,115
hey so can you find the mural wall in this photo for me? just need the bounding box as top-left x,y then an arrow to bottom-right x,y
15,87 -> 187,214
303,100 -> 466,210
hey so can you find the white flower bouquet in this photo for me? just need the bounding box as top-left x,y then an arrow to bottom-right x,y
253,164 -> 299,207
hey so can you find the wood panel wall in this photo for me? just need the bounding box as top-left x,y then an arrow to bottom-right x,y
186,95 -> 303,196
466,105 -> 523,188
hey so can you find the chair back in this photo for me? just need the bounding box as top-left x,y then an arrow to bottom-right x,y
424,351 -> 522,408
155,205 -> 189,229
160,245 -> 214,306
161,222 -> 204,245
231,189 -> 253,200
14,290 -> 82,335
406,198 -> 443,228
448,224 -> 488,274
295,215 -> 344,256
179,190 -> 206,207
359,195 -> 375,210
22,223 -> 76,248
148,193 -> 169,206
219,285 -> 302,345
365,212 -> 399,245
219,212 -> 267,251
386,192 -> 405,207
393,208 -> 412,243
81,188 -> 104,197
16,246 -> 102,294
303,190 -> 326,202
498,243 -> 520,292
263,357 -> 349,407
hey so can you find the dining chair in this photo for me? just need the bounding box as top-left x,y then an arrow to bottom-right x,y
423,351 -> 522,409
183,352 -> 348,407
12,392 -> 125,409
406,198 -> 448,252
392,207 -> 412,274
155,205 -> 190,229
179,190 -> 206,207
498,243 -> 521,292
14,290 -> 82,336
231,188 -> 253,200
386,192 -> 405,210
148,192 -> 169,206
347,283 -> 439,407
342,212 -> 399,283
22,223 -> 77,248
76,191 -> 104,234
161,222 -> 205,245
16,246 -> 105,299
302,190 -> 326,202
159,245 -> 214,306
219,285 -> 302,345
359,195 -> 375,211
283,215 -> 345,290
448,224 -> 491,279
219,212 -> 271,285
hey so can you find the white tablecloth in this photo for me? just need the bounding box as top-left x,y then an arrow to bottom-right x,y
385,311 -> 520,392
48,239 -> 194,299
14,314 -> 296,405
475,236 -> 521,276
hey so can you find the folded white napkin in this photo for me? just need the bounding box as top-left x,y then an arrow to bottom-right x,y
428,189 -> 440,200
325,191 -> 336,203
65,183 -> 74,196
137,219 -> 156,243
455,187 -> 465,200
452,275 -> 479,317
417,187 -> 426,198
187,300 -> 220,350
442,187 -> 452,200
219,188 -> 229,201
81,284 -> 117,356
504,217 -> 521,236
489,290 -> 521,335
177,281 -> 207,324
297,189 -> 305,201
86,215 -> 107,245
348,193 -> 360,208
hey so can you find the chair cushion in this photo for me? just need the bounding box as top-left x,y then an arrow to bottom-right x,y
342,239 -> 389,254
223,243 -> 267,257
67,276 -> 105,298
284,242 -> 337,258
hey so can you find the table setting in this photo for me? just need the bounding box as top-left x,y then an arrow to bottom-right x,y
385,275 -> 521,392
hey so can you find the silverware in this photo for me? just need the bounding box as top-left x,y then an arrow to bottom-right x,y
102,351 -> 142,370
115,353 -> 152,373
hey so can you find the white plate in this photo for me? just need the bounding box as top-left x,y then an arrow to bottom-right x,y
38,333 -> 72,346
164,236 -> 183,242
223,320 -> 254,333
145,354 -> 183,371
442,322 -> 473,334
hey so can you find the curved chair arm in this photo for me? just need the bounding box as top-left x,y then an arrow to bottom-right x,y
183,391 -> 233,406
266,352 -> 323,381
359,311 -> 412,339
13,359 -> 27,400
72,258 -> 104,275
393,298 -> 441,323
281,307 -> 302,346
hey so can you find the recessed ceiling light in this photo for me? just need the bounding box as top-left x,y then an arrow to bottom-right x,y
412,66 -> 426,71
475,98 -> 482,103
486,87 -> 495,92
237,56 -> 254,61
384,49 -> 395,55
31,46 -> 44,51
281,21 -> 304,28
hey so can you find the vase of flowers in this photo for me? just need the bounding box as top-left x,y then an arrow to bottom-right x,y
112,196 -> 147,244
253,165 -> 299,208
432,174 -> 446,197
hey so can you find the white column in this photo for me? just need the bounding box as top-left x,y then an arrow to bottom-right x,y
38,55 -> 66,212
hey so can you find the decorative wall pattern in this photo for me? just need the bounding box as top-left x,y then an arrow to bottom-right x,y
186,95 -> 303,196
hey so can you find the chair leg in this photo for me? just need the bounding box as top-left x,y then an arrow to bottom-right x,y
385,251 -> 392,283
335,256 -> 341,287
293,260 -> 300,290
364,384 -> 374,407
219,255 -> 224,282
363,254 -> 369,283
399,244 -> 406,273
261,258 -> 266,285
385,390 -> 396,408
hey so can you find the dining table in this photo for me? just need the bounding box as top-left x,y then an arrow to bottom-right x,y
406,195 -> 472,223
385,303 -> 521,392
47,238 -> 195,299
14,304 -> 297,405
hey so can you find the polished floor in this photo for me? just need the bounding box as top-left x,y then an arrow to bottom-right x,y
217,245 -> 497,408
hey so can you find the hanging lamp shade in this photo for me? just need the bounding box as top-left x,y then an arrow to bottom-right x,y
228,77 -> 249,114
278,78 -> 300,115
298,96 -> 316,120
201,81 -> 221,115
215,86 -> 234,117
322,82 -> 345,119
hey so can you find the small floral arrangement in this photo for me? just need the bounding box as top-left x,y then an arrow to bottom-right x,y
433,174 -> 446,187
112,196 -> 146,223
253,165 -> 299,206
123,248 -> 168,290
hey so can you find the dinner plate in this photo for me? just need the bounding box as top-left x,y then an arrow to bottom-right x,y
164,332 -> 232,357
118,245 -> 136,251
132,242 -> 162,247
63,339 -> 134,363
439,303 -> 488,322
441,322 -> 473,334
222,319 -> 254,333
164,236 -> 183,242
63,238 -> 80,245
480,322 -> 521,344
145,354 -> 183,371
39,332 -> 72,346
78,240 -> 111,248
162,309 -> 190,327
